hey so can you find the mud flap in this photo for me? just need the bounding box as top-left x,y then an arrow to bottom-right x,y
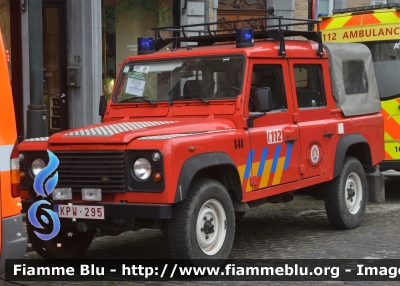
366,167 -> 385,203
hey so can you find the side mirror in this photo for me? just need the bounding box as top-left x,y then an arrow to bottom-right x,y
99,95 -> 107,118
247,87 -> 273,128
255,87 -> 273,113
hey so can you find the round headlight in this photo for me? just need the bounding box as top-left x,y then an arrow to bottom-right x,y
133,158 -> 151,180
31,158 -> 46,177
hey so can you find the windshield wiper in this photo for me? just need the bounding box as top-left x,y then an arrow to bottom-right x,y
118,96 -> 157,106
171,94 -> 210,105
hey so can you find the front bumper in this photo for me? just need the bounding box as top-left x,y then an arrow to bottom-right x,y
22,200 -> 172,219
0,214 -> 27,273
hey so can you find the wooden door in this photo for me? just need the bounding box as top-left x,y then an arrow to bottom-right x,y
217,0 -> 267,27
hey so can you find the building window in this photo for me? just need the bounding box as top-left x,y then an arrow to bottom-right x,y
371,0 -> 387,5
101,0 -> 173,100
319,0 -> 333,15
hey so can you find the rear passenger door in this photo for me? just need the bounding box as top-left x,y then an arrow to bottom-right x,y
245,60 -> 301,193
288,60 -> 336,179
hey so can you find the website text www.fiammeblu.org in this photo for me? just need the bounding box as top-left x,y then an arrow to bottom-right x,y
7,260 -> 400,281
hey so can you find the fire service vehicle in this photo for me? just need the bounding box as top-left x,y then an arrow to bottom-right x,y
19,15 -> 384,261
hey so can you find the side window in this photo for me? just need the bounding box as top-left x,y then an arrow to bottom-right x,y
249,64 -> 287,112
342,60 -> 368,95
294,64 -> 326,108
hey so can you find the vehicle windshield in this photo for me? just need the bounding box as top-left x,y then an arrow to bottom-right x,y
364,40 -> 400,100
114,55 -> 245,103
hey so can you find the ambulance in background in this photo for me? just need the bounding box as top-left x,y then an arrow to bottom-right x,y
319,3 -> 400,176
0,32 -> 27,272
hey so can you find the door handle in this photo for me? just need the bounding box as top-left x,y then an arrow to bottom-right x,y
285,138 -> 297,143
60,93 -> 66,98
323,132 -> 334,138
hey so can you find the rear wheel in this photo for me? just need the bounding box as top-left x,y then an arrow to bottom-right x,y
324,157 -> 367,229
27,221 -> 95,259
168,179 -> 235,261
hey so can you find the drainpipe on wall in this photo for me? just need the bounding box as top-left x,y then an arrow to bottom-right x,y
26,0 -> 48,138
308,0 -> 313,31
212,0 -> 217,23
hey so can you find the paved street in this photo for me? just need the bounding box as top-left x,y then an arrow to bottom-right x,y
2,178 -> 400,285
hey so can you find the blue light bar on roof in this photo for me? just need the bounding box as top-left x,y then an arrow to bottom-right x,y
236,28 -> 254,48
137,37 -> 155,55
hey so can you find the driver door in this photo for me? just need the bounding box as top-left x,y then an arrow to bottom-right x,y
244,60 -> 301,193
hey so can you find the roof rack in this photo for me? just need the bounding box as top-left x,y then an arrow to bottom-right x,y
152,16 -> 323,58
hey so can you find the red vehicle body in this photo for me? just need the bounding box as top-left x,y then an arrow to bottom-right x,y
19,16 -> 384,262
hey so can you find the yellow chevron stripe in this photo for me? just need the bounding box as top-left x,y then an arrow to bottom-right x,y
246,177 -> 253,192
385,131 -> 394,141
385,141 -> 400,159
245,162 -> 259,192
324,11 -> 400,28
272,157 -> 286,186
382,101 -> 400,125
238,165 -> 246,184
259,159 -> 273,189
326,16 -> 352,29
373,11 -> 399,24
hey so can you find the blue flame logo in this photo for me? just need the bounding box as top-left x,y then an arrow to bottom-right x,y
27,150 -> 61,241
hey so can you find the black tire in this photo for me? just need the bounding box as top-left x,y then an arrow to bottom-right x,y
324,156 -> 367,230
235,211 -> 246,223
168,179 -> 235,261
27,221 -> 95,259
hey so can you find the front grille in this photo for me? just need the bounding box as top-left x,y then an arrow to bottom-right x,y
55,151 -> 125,192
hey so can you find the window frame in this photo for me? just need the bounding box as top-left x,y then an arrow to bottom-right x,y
248,63 -> 288,113
293,64 -> 327,109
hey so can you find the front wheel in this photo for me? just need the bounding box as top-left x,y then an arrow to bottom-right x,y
324,157 -> 367,229
168,179 -> 235,261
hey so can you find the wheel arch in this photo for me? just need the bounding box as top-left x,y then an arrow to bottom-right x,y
333,134 -> 373,178
174,152 -> 242,203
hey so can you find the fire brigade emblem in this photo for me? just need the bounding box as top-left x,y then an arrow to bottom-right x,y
311,145 -> 319,163
307,140 -> 323,168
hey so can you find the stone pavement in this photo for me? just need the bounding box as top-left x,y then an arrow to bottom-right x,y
2,178 -> 400,285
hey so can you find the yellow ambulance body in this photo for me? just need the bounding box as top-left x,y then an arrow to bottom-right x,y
320,4 -> 400,175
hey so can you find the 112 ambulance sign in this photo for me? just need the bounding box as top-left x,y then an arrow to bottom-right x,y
27,150 -> 61,240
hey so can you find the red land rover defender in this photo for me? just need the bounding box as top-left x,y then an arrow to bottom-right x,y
19,16 -> 384,261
